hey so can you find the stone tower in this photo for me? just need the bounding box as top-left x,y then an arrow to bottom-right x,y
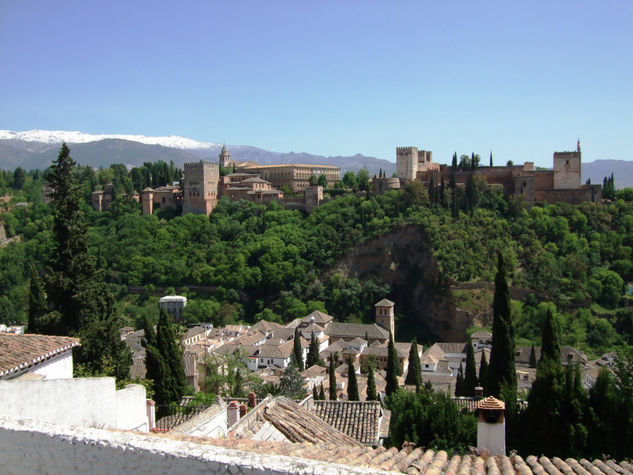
182,161 -> 219,215
396,147 -> 418,181
219,145 -> 231,169
141,187 -> 154,215
553,148 -> 581,190
374,299 -> 395,337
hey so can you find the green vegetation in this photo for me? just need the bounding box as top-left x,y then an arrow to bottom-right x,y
3,150 -> 633,361
387,386 -> 476,452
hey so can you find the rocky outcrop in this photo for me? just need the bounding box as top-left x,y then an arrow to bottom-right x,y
326,225 -> 473,342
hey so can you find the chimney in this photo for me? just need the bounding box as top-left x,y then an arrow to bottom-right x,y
239,403 -> 248,418
248,391 -> 257,408
476,396 -> 506,456
227,400 -> 239,427
146,399 -> 156,432
474,386 -> 483,399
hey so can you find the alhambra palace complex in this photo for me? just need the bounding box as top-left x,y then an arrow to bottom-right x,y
92,142 -> 601,215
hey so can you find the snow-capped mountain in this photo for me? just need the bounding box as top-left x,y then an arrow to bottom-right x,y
0,129 -> 397,175
0,129 -> 216,150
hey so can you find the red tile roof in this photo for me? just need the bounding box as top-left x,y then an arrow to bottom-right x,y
0,333 -> 80,378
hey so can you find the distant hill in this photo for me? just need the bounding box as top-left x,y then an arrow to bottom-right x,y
0,130 -> 396,176
582,160 -> 633,189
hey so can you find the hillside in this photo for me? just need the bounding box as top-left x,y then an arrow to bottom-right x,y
2,158 -> 633,358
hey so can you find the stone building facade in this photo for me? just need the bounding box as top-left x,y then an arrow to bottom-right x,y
182,161 -> 219,215
399,143 -> 601,206
237,163 -> 341,192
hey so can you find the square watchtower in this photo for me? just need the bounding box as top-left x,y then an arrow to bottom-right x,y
374,299 -> 395,337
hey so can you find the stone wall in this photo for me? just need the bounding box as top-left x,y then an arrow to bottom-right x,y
0,417 -> 384,475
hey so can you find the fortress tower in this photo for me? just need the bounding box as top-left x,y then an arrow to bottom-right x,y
396,147 -> 418,181
219,145 -> 231,169
141,187 -> 154,215
374,299 -> 395,337
553,147 -> 581,190
182,161 -> 219,215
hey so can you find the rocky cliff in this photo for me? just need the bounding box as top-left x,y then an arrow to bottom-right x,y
325,225 -> 473,343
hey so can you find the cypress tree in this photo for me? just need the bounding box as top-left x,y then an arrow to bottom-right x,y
455,364 -> 464,396
347,357 -> 360,401
329,353 -> 338,400
319,383 -> 326,401
27,264 -> 47,333
479,350 -> 488,386
489,151 -> 493,167
464,341 -> 478,397
146,308 -> 186,405
366,364 -> 378,401
529,343 -> 537,368
306,331 -> 323,367
293,327 -> 304,372
233,367 -> 244,398
404,338 -> 422,389
440,177 -> 446,207
486,252 -> 516,399
313,384 -> 319,400
386,332 -> 399,396
540,308 -> 560,364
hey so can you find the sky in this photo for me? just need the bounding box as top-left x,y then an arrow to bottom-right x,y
1,1 -> 631,167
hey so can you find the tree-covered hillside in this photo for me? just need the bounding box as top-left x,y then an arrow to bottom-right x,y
2,157 -> 633,359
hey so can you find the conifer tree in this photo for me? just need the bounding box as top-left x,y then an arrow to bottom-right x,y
489,151 -> 493,167
386,332 -> 399,396
306,331 -> 323,367
347,356 -> 360,401
529,343 -> 537,368
463,341 -> 478,397
540,308 -> 560,364
404,338 -> 422,389
27,264 -> 47,333
293,327 -> 304,371
455,364 -> 464,396
313,384 -> 319,400
146,309 -> 186,406
44,144 -> 130,379
366,364 -> 378,401
319,383 -> 326,401
478,350 -> 488,386
329,353 -> 338,400
440,177 -> 446,207
486,252 -> 516,399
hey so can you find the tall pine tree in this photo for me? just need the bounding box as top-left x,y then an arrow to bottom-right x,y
293,327 -> 304,371
329,353 -> 338,400
386,332 -> 399,396
306,331 -> 323,367
478,350 -> 488,386
366,364 -> 378,401
44,144 -> 130,378
404,338 -> 422,389
463,341 -> 478,397
347,357 -> 360,401
486,252 -> 516,400
27,264 -> 47,334
146,309 -> 186,406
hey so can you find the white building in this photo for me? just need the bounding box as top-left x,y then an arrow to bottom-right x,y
159,295 -> 187,320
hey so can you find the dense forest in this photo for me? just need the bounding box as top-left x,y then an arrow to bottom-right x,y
2,155 -> 633,361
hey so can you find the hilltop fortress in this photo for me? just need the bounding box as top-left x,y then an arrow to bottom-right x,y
395,142 -> 602,206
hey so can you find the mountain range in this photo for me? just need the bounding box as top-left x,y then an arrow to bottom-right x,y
1,130 -> 632,187
0,130 -> 397,176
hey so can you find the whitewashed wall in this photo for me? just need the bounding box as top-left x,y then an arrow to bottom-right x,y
0,417 -> 386,475
0,377 -> 148,431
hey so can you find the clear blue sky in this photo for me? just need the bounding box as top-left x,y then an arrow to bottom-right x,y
1,1 -> 631,167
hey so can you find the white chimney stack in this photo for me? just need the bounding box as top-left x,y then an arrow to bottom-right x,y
476,396 -> 506,456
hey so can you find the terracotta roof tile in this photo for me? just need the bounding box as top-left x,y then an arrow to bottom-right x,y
477,396 -> 505,410
312,400 -> 386,446
0,333 -> 80,378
